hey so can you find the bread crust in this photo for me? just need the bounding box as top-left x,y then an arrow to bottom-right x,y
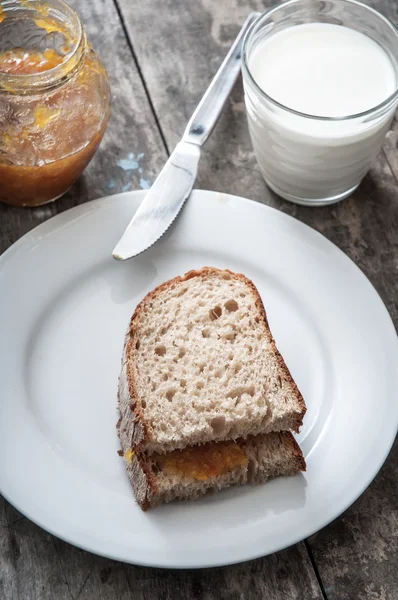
281,432 -> 307,473
117,267 -> 306,455
125,453 -> 157,511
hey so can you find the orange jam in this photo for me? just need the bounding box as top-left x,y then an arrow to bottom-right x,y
0,28 -> 110,207
154,441 -> 248,481
0,48 -> 64,74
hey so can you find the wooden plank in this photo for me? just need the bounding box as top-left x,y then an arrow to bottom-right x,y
52,537 -> 132,600
54,539 -> 323,600
113,1 -> 398,599
308,437 -> 398,600
0,500 -> 18,600
0,0 -> 167,254
0,501 -> 72,600
0,495 -> 324,600
1,495 -> 134,600
1,1 -> 397,599
123,543 -> 324,600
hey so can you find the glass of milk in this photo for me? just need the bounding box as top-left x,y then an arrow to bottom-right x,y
242,0 -> 398,205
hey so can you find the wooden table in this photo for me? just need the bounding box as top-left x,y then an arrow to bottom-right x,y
1,1 -> 398,598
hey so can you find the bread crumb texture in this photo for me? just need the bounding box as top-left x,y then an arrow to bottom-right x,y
124,268 -> 303,454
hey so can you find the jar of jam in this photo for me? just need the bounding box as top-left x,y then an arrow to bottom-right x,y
0,0 -> 111,206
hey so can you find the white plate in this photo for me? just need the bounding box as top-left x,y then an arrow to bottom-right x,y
1,190 -> 397,568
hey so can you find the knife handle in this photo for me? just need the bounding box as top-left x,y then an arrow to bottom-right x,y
182,12 -> 260,148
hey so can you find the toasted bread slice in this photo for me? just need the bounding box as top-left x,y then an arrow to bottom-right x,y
118,267 -> 306,455
122,432 -> 305,510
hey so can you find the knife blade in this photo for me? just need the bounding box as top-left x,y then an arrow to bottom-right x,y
112,11 -> 260,261
112,141 -> 200,260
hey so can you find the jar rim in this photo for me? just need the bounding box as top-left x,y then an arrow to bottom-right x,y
0,0 -> 84,92
242,0 -> 398,122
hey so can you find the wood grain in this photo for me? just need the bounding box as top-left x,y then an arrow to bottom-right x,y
308,438 -> 398,600
1,0 -> 398,598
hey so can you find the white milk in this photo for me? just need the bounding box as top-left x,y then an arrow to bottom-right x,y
244,23 -> 397,203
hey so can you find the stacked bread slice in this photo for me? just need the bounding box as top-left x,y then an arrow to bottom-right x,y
117,267 -> 306,509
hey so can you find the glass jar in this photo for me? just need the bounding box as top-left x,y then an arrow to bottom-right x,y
0,0 -> 111,207
242,0 -> 398,206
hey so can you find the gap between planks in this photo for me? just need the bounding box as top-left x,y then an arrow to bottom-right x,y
113,0 -> 171,157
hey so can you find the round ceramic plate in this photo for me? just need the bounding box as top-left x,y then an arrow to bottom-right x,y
1,190 -> 397,568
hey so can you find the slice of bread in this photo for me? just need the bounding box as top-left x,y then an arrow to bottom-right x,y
123,432 -> 306,510
118,267 -> 305,455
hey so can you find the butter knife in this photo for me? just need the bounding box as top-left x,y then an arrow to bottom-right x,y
112,12 -> 260,260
